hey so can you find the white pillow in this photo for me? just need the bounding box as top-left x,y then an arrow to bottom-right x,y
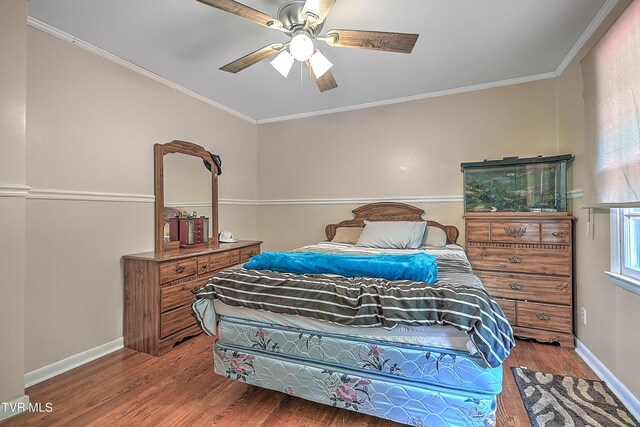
356,221 -> 427,249
422,225 -> 448,247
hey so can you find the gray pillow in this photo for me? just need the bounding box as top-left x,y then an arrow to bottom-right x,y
356,221 -> 427,249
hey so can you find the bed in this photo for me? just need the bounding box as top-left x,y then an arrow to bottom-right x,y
192,203 -> 514,426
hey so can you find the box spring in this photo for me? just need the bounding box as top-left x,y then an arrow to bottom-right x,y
215,316 -> 500,426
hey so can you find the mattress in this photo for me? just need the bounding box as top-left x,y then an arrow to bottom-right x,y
215,300 -> 475,353
194,242 -> 514,368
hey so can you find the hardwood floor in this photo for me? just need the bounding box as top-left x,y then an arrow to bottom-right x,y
1,335 -> 596,426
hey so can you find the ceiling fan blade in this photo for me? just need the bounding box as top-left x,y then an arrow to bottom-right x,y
220,43 -> 283,73
325,29 -> 419,54
302,0 -> 337,26
197,0 -> 282,29
305,60 -> 337,92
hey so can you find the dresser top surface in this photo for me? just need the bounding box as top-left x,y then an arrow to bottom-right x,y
464,212 -> 576,220
123,240 -> 262,262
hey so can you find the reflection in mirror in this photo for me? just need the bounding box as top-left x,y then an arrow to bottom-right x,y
163,153 -> 212,248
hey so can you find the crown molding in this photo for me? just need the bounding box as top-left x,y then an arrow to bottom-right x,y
555,0 -> 619,75
26,17 -> 256,125
257,72 -> 557,124
0,184 -> 31,198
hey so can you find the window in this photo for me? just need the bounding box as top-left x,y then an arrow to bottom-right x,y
620,208 -> 640,281
607,209 -> 640,296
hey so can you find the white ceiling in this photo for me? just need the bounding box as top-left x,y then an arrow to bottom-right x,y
28,0 -> 610,122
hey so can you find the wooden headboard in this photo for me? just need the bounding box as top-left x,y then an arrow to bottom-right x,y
325,202 -> 459,245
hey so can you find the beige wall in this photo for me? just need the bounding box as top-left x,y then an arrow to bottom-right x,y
24,28 -> 258,372
558,60 -> 640,398
257,79 -> 561,251
0,0 -> 28,413
258,203 -> 463,252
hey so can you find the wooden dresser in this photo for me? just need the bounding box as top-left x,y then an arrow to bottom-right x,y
465,213 -> 574,347
123,240 -> 261,356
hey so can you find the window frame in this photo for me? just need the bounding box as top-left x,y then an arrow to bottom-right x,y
619,208 -> 640,280
606,208 -> 640,296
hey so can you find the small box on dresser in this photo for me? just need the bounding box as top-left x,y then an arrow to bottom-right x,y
465,213 -> 575,347
123,240 -> 261,356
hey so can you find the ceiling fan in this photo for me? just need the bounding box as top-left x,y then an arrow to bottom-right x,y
196,0 -> 419,92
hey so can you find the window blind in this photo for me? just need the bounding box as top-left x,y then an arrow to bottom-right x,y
582,0 -> 640,208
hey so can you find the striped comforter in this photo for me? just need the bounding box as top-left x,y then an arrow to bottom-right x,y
192,242 -> 515,368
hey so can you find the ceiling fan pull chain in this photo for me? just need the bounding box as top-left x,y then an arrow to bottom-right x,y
300,61 -> 303,92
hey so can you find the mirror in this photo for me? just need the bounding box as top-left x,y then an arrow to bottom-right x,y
154,141 -> 221,253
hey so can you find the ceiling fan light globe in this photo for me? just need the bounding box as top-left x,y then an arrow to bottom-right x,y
270,50 -> 295,78
290,33 -> 314,61
309,50 -> 333,78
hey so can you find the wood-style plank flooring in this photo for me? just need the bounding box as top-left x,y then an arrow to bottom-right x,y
2,335 -> 596,426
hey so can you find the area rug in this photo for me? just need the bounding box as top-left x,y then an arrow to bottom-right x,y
512,367 -> 638,427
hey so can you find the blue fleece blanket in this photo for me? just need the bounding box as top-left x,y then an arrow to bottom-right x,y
244,251 -> 438,283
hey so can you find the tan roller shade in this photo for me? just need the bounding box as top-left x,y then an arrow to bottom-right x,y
582,0 -> 640,208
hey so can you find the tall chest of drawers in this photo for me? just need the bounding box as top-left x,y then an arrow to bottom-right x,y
465,213 -> 574,347
123,240 -> 261,356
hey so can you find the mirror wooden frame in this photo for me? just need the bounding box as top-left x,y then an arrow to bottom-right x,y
154,140 -> 221,253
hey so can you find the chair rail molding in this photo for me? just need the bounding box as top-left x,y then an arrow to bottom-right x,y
0,184 -> 31,198
27,188 -> 155,203
8,187 -> 585,206
257,195 -> 464,206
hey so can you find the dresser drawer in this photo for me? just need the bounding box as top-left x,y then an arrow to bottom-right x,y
466,221 -> 490,242
240,245 -> 261,263
490,221 -> 540,243
198,250 -> 241,274
159,259 -> 198,284
477,271 -> 571,305
494,298 -> 516,325
467,246 -> 570,276
541,222 -> 571,244
516,302 -> 572,333
161,277 -> 209,313
161,305 -> 196,339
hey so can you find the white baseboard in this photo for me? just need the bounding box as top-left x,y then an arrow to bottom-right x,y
24,337 -> 124,388
0,395 -> 30,422
575,339 -> 640,421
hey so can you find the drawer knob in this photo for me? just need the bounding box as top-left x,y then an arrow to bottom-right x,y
191,286 -> 203,294
201,264 -> 208,270
504,227 -> 527,238
536,312 -> 551,320
175,266 -> 185,274
509,283 -> 523,291
479,251 -> 489,258
552,231 -> 569,238
248,251 -> 257,258
508,256 -> 523,264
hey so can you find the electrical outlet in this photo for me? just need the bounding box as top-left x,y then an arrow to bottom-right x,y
581,307 -> 587,325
